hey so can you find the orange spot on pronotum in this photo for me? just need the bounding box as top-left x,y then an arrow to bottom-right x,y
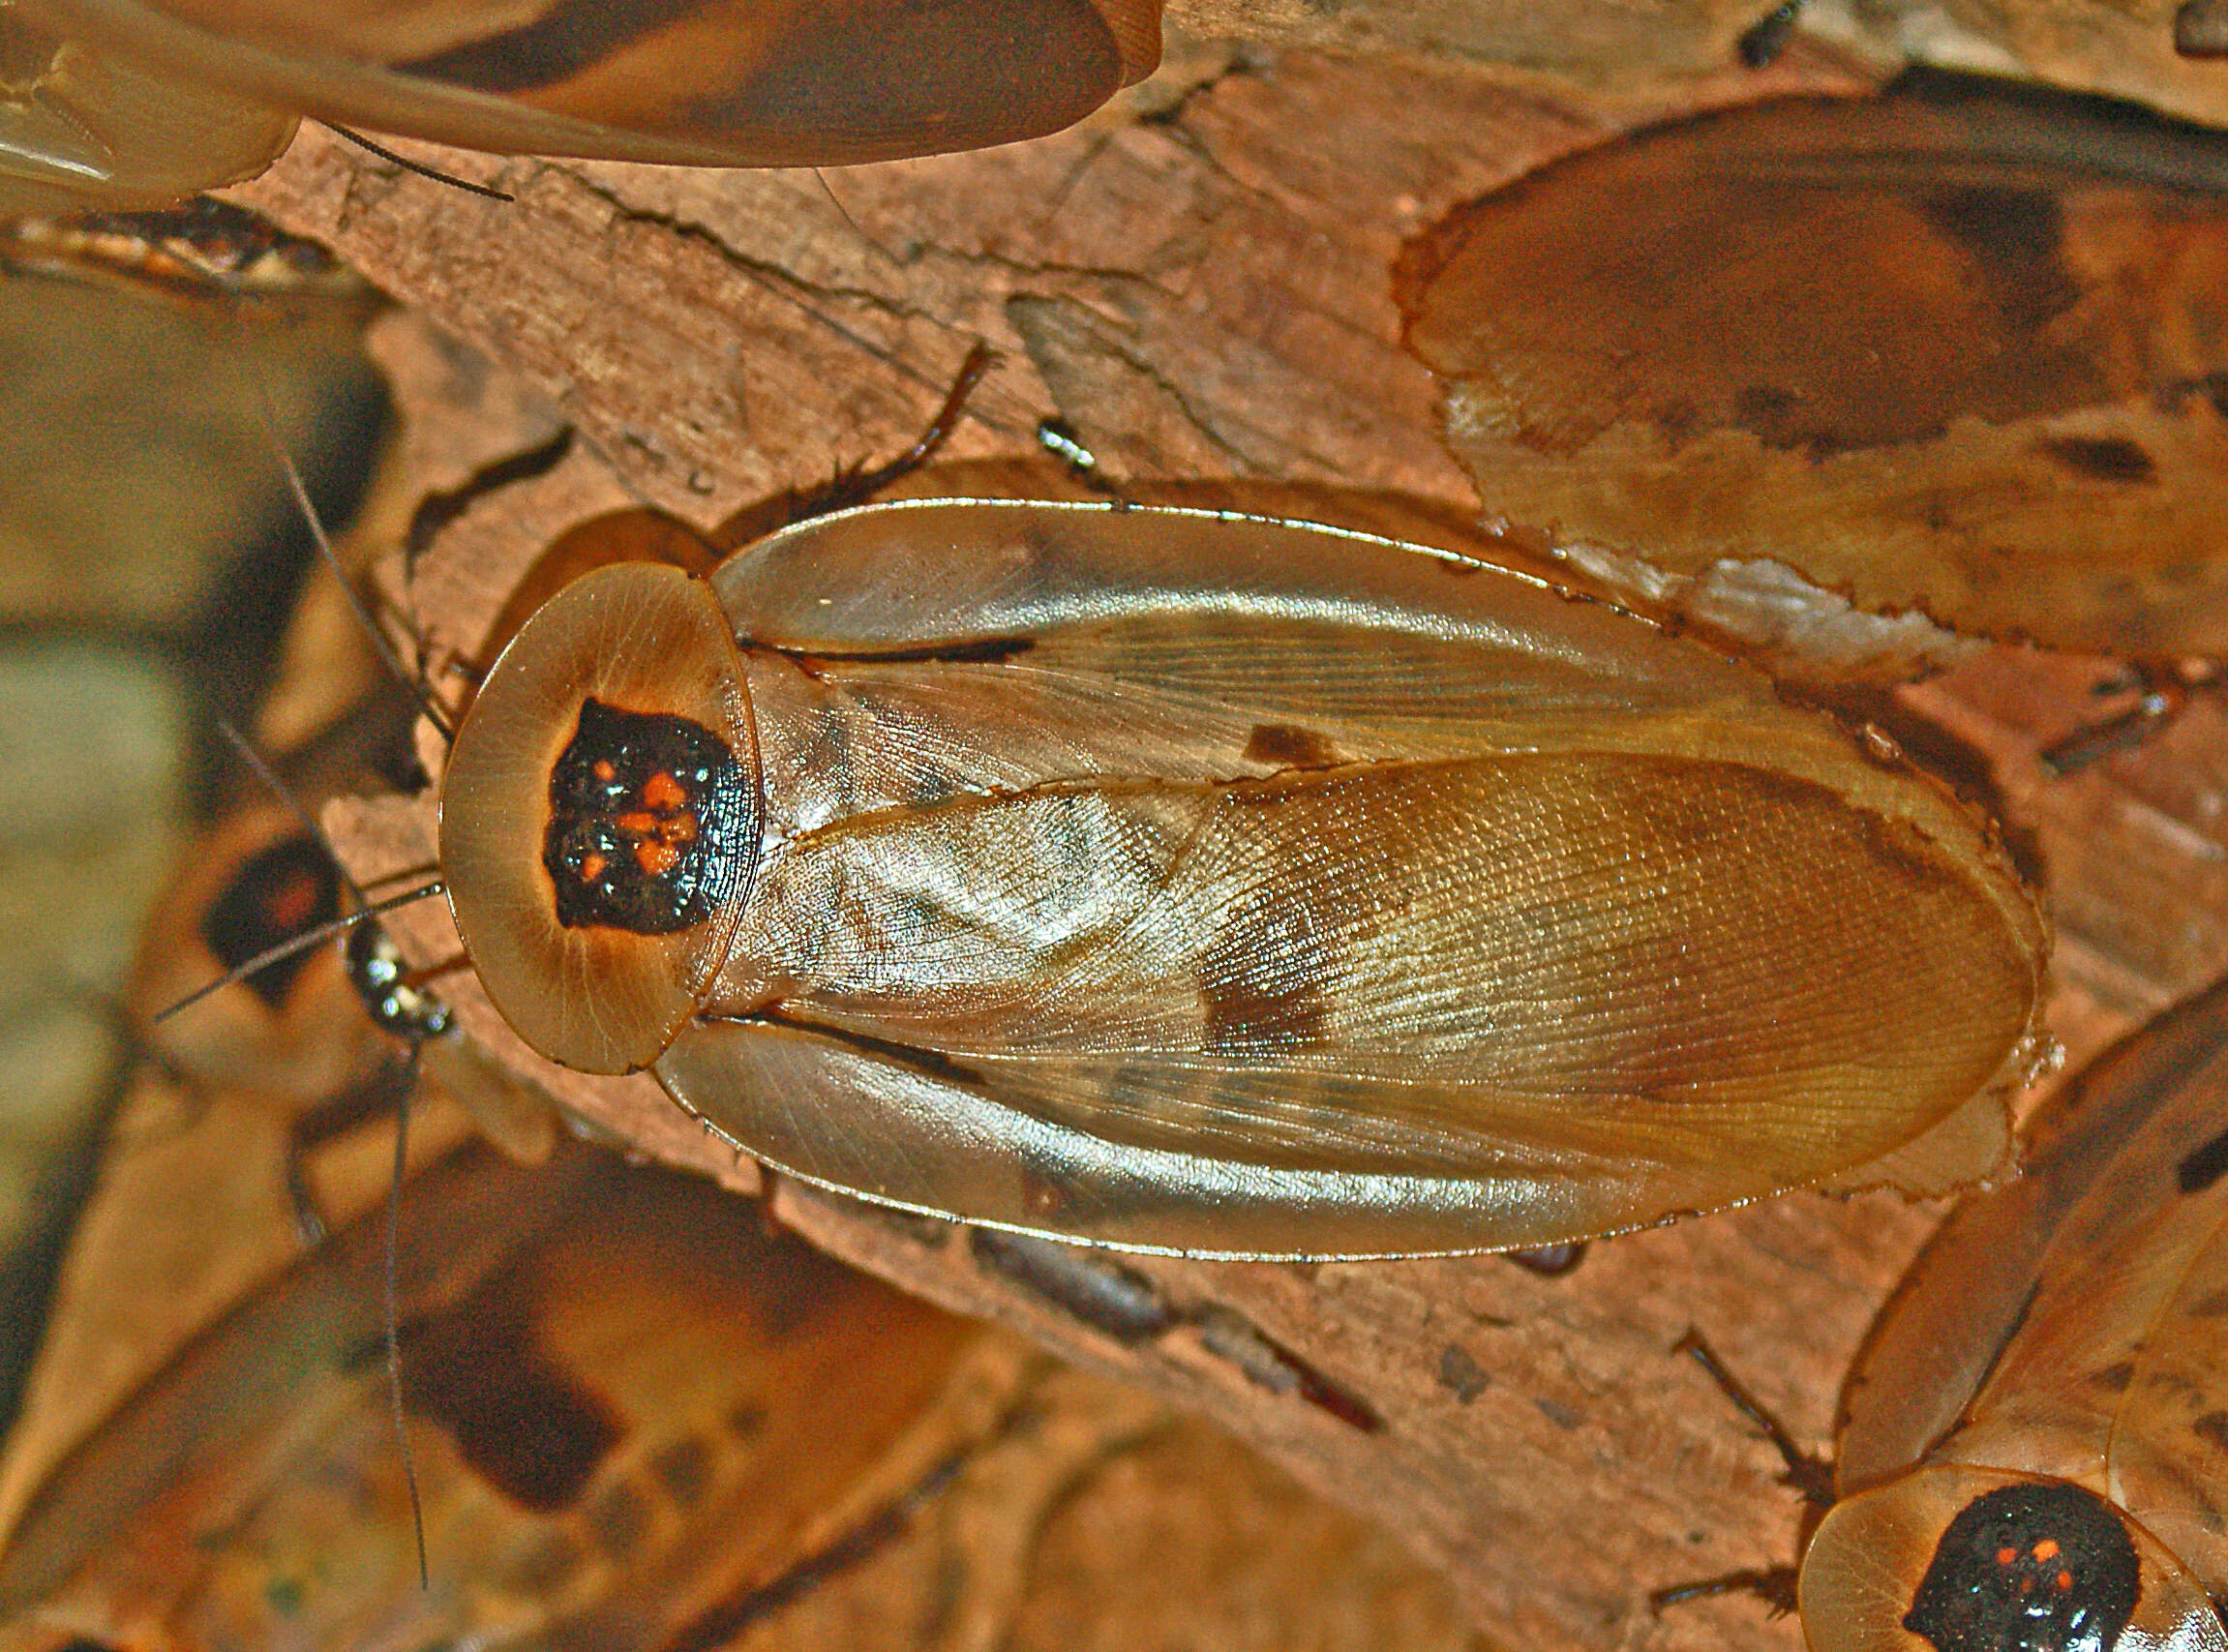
636,841 -> 680,877
593,760 -> 617,782
2032,1540 -> 2061,1562
1998,1547 -> 2017,1567
2057,1570 -> 2073,1592
617,811 -> 657,834
643,770 -> 687,811
579,852 -> 606,883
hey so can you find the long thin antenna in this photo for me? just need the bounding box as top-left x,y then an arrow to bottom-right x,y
153,882 -> 445,1023
241,345 -> 456,741
384,1044 -> 430,1587
328,125 -> 516,203
215,717 -> 373,908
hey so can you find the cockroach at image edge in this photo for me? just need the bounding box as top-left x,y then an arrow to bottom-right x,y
424,496 -> 2052,1261
1400,71 -> 2228,755
1668,973 -> 2228,1652
0,0 -> 1162,214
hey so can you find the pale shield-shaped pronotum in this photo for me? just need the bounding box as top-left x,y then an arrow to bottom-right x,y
438,498 -> 2049,1259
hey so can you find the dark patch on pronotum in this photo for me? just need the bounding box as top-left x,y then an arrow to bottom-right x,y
1903,1481 -> 2139,1652
199,833 -> 343,1007
1736,0 -> 1804,67
970,1228 -> 1176,1343
2177,0 -> 2228,56
405,1290 -> 624,1513
1245,722 -> 1340,769
2034,435 -> 2156,485
2178,1124 -> 2228,1193
1438,1345 -> 1491,1402
1193,1306 -> 1383,1431
544,697 -> 750,934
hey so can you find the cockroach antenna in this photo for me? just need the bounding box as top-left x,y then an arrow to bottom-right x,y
241,339 -> 457,743
326,125 -> 517,203
169,718 -> 439,1586
151,881 -> 443,1024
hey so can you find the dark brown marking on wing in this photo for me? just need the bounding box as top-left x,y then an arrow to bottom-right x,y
406,1291 -> 624,1513
2193,1412 -> 2228,1455
1198,889 -> 1336,1058
1245,723 -> 1340,769
2179,1124 -> 2228,1193
651,1434 -> 714,1508
2091,1362 -> 2135,1393
587,1481 -> 651,1557
2034,435 -> 2156,484
739,1010 -> 987,1088
782,636 -> 1035,671
399,0 -> 702,93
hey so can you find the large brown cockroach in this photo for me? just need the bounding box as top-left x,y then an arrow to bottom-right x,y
1670,970 -> 2228,1651
1400,73 -> 2228,686
425,495 -> 2051,1259
1,0 -> 1161,212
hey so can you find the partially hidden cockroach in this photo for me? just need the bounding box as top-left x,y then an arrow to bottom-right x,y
1670,970 -> 2228,1652
428,495 -> 2053,1259
0,1137 -> 987,1647
1400,72 -> 2228,672
0,0 -> 1161,214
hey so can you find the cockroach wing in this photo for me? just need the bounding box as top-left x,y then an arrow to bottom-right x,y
1401,74 -> 2228,657
0,8 -> 295,212
640,501 -> 2048,1258
1838,976 -> 2228,1498
15,0 -> 1161,169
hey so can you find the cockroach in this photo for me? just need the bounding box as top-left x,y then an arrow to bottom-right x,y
0,1136 -> 988,1648
1662,971 -> 2228,1651
1400,73 -> 2228,714
417,489 -> 2052,1261
1,0 -> 1161,214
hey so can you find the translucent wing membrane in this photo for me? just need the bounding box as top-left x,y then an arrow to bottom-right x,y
15,0 -> 1161,169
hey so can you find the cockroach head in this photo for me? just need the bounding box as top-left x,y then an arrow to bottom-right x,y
441,562 -> 761,1075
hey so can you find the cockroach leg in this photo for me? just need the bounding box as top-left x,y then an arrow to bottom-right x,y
2038,658 -> 2215,775
1648,1566 -> 1801,1616
326,126 -> 516,202
1503,1242 -> 1587,1277
711,341 -> 999,549
1671,1327 -> 1835,1510
280,1061 -> 413,1247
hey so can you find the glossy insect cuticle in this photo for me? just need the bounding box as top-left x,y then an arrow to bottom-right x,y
543,697 -> 747,935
